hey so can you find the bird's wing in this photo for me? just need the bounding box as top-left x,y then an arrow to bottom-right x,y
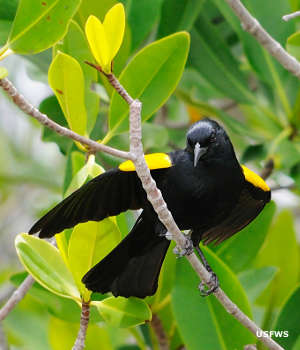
201,182 -> 271,245
29,153 -> 173,238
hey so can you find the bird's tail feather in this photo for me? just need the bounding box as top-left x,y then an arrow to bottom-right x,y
82,214 -> 170,298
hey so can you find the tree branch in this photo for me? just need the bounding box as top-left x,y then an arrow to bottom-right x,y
0,275 -> 34,321
224,0 -> 300,79
0,78 -> 133,161
72,301 -> 90,350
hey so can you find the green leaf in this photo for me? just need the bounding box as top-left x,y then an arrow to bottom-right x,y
0,66 -> 8,78
0,0 -> 18,21
142,123 -> 169,152
127,0 -> 164,50
15,233 -> 79,300
48,52 -> 87,136
107,32 -> 190,139
55,20 -> 99,133
214,201 -> 276,273
239,267 -> 278,304
189,15 -> 254,104
68,217 -> 121,300
172,247 -> 255,350
5,0 -> 81,54
273,286 -> 300,349
39,95 -> 72,155
158,0 -> 205,37
93,297 -> 152,328
255,211 -> 299,306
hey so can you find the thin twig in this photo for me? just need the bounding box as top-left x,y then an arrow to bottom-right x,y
244,345 -> 257,350
224,0 -> 300,79
282,11 -> 300,22
150,314 -> 169,350
72,301 -> 90,350
0,275 -> 34,321
260,159 -> 274,180
0,78 -> 133,161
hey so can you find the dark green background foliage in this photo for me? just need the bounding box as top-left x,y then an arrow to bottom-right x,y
0,0 -> 300,349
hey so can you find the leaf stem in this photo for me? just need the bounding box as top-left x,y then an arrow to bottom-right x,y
72,300 -> 90,350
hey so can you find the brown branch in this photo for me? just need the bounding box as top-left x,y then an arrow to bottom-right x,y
150,314 -> 169,350
0,275 -> 34,321
224,0 -> 300,79
72,301 -> 90,350
0,323 -> 9,350
0,78 -> 133,161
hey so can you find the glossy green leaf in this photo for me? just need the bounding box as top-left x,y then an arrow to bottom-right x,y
127,0 -> 164,50
93,297 -> 152,328
0,66 -> 8,78
239,267 -> 278,304
214,201 -> 276,273
190,15 -> 254,104
158,0 -> 205,37
15,233 -> 79,300
55,20 -> 99,133
256,211 -> 299,306
40,95 -> 72,155
0,0 -> 18,21
107,32 -> 190,139
273,286 -> 300,349
5,0 -> 81,54
68,217 -> 120,299
48,52 -> 87,136
142,123 -> 169,152
172,247 -> 255,350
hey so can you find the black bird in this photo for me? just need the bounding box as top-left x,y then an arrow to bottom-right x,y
29,118 -> 271,298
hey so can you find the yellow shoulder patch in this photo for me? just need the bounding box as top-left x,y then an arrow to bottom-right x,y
119,153 -> 172,172
241,165 -> 270,192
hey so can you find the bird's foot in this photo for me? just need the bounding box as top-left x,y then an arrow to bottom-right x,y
173,237 -> 194,258
198,272 -> 219,297
158,231 -> 173,240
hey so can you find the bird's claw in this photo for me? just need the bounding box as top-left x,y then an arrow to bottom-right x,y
173,237 -> 194,258
198,272 -> 219,297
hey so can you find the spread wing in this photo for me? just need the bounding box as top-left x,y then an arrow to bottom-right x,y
201,183 -> 271,245
29,168 -> 146,238
29,153 -> 173,238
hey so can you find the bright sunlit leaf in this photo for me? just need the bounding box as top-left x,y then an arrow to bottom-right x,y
85,3 -> 125,74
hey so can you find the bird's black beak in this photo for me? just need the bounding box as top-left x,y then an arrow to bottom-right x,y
194,142 -> 207,167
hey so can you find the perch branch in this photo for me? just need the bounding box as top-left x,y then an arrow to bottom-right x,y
224,0 -> 300,79
72,301 -> 90,350
0,78 -> 132,161
105,73 -> 283,350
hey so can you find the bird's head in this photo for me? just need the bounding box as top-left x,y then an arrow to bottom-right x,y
186,118 -> 235,167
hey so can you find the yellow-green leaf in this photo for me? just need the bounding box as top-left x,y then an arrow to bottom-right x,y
15,233 -> 79,300
48,52 -> 87,136
93,297 -> 152,328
